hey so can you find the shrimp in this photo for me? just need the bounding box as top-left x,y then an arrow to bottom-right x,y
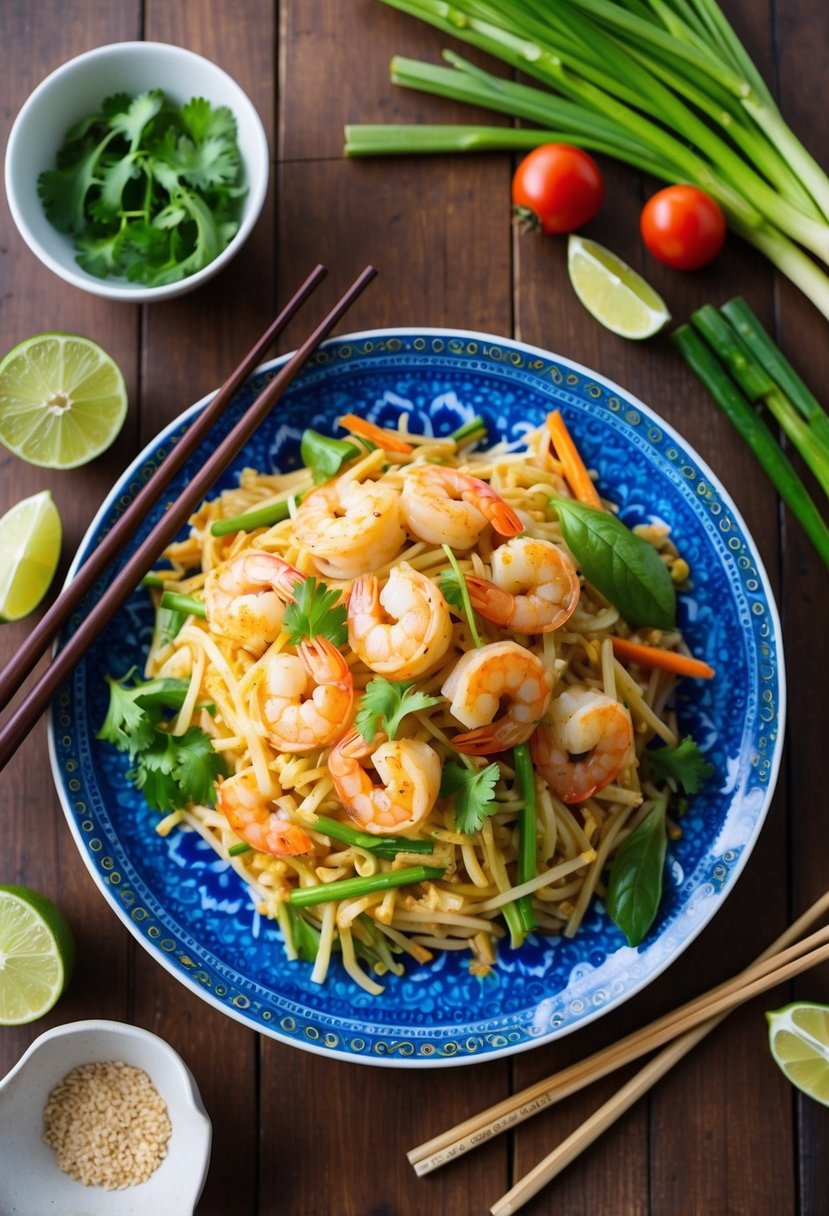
400,465 -> 523,550
217,771 -> 312,857
441,640 -> 551,754
255,636 -> 354,753
292,477 -> 405,579
347,562 -> 453,680
328,729 -> 441,835
531,685 -> 633,804
466,536 -> 580,634
204,550 -> 303,653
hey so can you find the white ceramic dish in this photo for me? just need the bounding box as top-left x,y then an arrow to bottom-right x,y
0,1019 -> 211,1215
4,41 -> 269,303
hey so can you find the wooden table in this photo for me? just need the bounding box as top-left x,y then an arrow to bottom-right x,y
2,3 -> 827,1213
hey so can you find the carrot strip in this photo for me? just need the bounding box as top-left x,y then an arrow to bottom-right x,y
611,636 -> 716,680
546,410 -> 602,509
338,412 -> 413,453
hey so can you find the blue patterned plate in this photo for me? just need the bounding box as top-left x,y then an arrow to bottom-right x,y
48,329 -> 784,1067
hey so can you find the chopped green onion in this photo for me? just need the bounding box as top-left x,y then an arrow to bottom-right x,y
513,742 -> 538,937
450,415 -> 487,445
142,572 -> 167,588
312,814 -> 434,857
289,864 -> 445,908
672,324 -> 829,569
228,841 -> 252,857
211,498 -> 297,537
159,591 -> 207,619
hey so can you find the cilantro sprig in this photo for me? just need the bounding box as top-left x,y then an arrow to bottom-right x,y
282,577 -> 347,647
355,678 -> 441,744
440,760 -> 500,834
38,90 -> 246,286
643,736 -> 714,795
97,671 -> 225,813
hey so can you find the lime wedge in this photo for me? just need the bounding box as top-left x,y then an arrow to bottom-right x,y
0,490 -> 62,622
567,235 -> 671,339
0,885 -> 75,1025
0,332 -> 127,468
766,1001 -> 829,1106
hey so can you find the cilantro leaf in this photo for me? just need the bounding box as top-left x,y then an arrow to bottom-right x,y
283,577 -> 348,647
99,671 -> 225,813
356,678 -> 441,744
438,566 -> 465,609
440,760 -> 500,834
643,736 -> 714,795
106,89 -> 166,150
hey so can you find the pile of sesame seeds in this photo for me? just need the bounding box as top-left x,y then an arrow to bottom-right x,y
43,1060 -> 172,1190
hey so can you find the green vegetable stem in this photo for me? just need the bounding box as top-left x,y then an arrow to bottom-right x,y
513,742 -> 538,938
312,814 -> 434,859
288,864 -> 446,908
344,1 -> 829,322
211,498 -> 296,537
160,590 -> 207,619
672,324 -> 829,569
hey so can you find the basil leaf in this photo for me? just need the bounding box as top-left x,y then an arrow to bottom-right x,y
300,428 -> 361,484
606,797 -> 668,947
552,498 -> 676,629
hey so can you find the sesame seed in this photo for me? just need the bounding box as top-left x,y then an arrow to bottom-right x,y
43,1061 -> 172,1189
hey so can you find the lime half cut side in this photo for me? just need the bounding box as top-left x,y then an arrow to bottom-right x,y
767,1001 -> 829,1106
567,235 -> 671,339
0,332 -> 127,468
0,885 -> 75,1025
0,490 -> 62,621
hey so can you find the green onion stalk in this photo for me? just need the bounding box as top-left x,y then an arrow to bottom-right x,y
345,0 -> 829,322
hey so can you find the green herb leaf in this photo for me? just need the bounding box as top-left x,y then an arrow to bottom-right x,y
439,545 -> 483,647
552,498 -> 676,630
97,672 -> 191,754
283,904 -> 322,963
300,428 -> 361,484
606,797 -> 668,947
440,760 -> 500,834
282,576 -> 347,647
356,678 -> 441,743
644,736 -> 714,795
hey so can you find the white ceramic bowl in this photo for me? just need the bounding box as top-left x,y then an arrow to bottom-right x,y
4,41 -> 269,302
0,1019 -> 211,1215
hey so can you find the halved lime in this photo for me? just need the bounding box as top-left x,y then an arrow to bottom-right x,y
567,235 -> 671,339
0,332 -> 127,468
0,490 -> 62,622
766,1001 -> 829,1106
0,885 -> 75,1025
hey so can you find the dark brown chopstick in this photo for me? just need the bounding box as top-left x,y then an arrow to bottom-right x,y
0,263 -> 327,717
0,264 -> 377,771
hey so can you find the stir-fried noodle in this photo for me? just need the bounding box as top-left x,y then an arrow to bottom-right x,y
147,414 -> 694,995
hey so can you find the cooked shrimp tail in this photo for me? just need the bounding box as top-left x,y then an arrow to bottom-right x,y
531,686 -> 633,803
441,639 -> 551,754
218,771 -> 312,857
328,728 -> 441,835
256,635 -> 354,753
466,537 -> 580,634
401,465 -> 522,549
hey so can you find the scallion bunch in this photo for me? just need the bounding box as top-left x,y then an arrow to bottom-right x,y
346,0 -> 829,321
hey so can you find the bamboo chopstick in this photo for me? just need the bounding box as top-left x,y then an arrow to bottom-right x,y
409,890 -> 829,1177
490,899 -> 829,1216
0,263 -> 327,717
0,264 -> 376,772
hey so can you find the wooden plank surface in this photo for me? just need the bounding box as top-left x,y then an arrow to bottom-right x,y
0,3 -> 827,1215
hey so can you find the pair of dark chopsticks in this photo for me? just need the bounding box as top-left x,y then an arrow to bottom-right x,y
0,263 -> 376,770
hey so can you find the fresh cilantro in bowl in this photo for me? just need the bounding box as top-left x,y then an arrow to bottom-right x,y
37,89 -> 247,287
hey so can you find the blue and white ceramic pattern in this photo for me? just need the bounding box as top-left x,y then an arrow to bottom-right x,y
48,329 -> 785,1067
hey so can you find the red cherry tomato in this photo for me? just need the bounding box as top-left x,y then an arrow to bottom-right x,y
511,144 -> 604,235
640,185 -> 727,270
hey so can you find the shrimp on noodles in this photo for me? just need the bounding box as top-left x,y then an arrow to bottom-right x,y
255,636 -> 354,753
204,550 -> 303,653
292,477 -> 405,579
401,465 -> 522,549
347,563 -> 453,680
442,640 -> 551,754
531,686 -> 633,803
466,537 -> 580,634
218,771 -> 312,856
328,729 -> 441,835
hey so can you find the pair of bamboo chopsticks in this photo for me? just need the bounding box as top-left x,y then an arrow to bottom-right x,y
0,262 -> 376,770
409,890 -> 829,1216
